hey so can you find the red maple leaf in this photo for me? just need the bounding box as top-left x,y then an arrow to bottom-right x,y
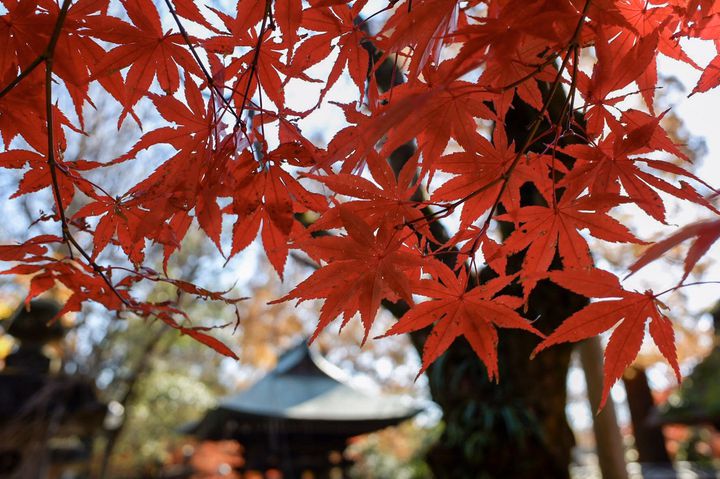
88,0 -> 201,118
227,143 -> 327,278
2,148 -> 91,208
383,261 -> 542,380
578,25 -> 660,131
534,268 -> 680,409
431,127 -> 556,226
290,2 -> 368,104
276,208 -> 423,342
73,193 -> 143,262
498,189 -> 642,296
118,73 -> 215,162
376,0 -> 460,81
628,218 -> 720,283
561,117 -> 711,223
330,64 -> 494,172
308,151 -> 426,234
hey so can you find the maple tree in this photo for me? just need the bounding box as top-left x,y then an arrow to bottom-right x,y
2,0 -> 720,455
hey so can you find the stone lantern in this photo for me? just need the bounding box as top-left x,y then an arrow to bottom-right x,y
0,299 -> 105,479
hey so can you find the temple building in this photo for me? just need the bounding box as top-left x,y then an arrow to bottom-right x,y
187,340 -> 421,478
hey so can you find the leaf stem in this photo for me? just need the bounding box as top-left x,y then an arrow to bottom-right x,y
654,281 -> 720,298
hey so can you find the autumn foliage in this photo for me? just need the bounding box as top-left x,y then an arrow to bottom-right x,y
1,0 -> 720,407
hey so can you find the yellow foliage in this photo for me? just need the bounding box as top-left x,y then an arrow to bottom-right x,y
0,335 -> 13,360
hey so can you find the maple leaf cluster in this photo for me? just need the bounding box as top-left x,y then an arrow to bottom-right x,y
1,0 -> 719,405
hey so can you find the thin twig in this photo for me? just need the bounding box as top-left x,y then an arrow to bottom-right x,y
0,56 -> 45,100
0,0 -> 73,99
41,0 -> 131,306
655,281 -> 720,298
234,0 -> 273,125
414,0 -> 594,249
494,51 -> 563,93
44,0 -> 74,245
161,0 -> 240,122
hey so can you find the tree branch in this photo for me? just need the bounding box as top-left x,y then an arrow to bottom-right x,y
39,0 -> 131,306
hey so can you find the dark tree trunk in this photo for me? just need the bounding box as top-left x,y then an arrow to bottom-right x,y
623,367 -> 672,467
413,89 -> 587,478
367,39 -> 589,477
416,283 -> 584,479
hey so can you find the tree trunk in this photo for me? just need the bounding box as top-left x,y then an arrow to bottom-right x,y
414,280 -> 584,479
370,43 -> 589,477
408,88 -> 586,477
623,367 -> 673,470
579,337 -> 629,479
